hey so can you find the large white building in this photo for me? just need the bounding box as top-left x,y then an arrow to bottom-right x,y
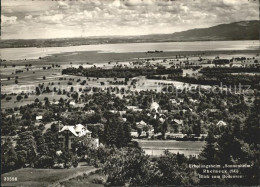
58,124 -> 93,149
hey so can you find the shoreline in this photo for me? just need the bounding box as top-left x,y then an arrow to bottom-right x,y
1,49 -> 259,64
1,39 -> 259,49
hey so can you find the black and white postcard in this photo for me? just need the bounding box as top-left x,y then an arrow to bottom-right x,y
1,0 -> 259,186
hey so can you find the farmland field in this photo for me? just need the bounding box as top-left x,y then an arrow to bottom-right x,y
136,140 -> 206,157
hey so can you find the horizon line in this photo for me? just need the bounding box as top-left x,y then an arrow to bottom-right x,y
1,20 -> 258,41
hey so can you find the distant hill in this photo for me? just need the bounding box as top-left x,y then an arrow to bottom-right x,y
164,20 -> 259,41
1,20 -> 259,48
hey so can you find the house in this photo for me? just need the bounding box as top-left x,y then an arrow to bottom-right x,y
170,119 -> 184,133
136,120 -> 147,129
199,134 -> 208,139
127,106 -> 142,112
170,99 -> 178,105
14,112 -> 21,116
178,98 -> 184,103
150,99 -> 160,112
131,131 -> 139,138
36,115 -> 43,121
189,98 -> 199,103
167,133 -> 184,139
208,109 -> 219,113
58,124 -> 92,150
172,119 -> 183,126
6,115 -> 13,119
85,110 -> 95,115
69,101 -> 76,106
51,101 -> 59,105
109,110 -> 127,115
159,117 -> 165,123
216,121 -> 227,126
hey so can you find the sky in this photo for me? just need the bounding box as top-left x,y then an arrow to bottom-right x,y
1,0 -> 259,39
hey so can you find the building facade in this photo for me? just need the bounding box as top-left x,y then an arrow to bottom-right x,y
58,124 -> 92,150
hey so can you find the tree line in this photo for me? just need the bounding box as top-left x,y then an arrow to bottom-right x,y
62,66 -> 183,78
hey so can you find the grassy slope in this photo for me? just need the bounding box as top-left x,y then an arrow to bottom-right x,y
1,166 -> 97,187
136,140 -> 205,150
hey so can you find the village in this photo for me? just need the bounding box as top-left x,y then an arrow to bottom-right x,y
1,45 -> 259,186
2,52 -> 259,157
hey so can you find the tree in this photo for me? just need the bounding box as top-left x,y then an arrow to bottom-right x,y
104,120 -> 117,146
46,86 -> 51,92
193,123 -> 201,137
16,95 -> 23,101
6,96 -> 12,101
156,151 -> 199,186
1,119 -> 17,136
15,131 -> 37,167
137,128 -> 142,137
1,138 -> 18,173
15,80 -> 18,84
200,130 -> 218,164
161,121 -> 168,139
124,122 -> 132,145
33,129 -> 48,155
44,123 -> 59,157
116,123 -> 125,148
59,97 -> 64,105
103,148 -> 158,186
59,150 -> 78,168
35,155 -> 54,168
42,110 -> 53,122
71,92 -> 79,100
36,87 -> 41,95
243,98 -> 260,147
44,97 -> 49,105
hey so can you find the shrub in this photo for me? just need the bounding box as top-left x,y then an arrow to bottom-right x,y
90,175 -> 107,185
35,155 -> 54,168
6,96 -> 12,101
16,95 -> 23,101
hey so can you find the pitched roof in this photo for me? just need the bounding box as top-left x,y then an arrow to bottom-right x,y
74,124 -> 85,132
216,121 -> 227,126
159,117 -> 165,123
136,120 -> 147,128
172,119 -> 183,125
150,101 -> 159,111
60,126 -> 78,136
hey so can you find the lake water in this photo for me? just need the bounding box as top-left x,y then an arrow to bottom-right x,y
1,40 -> 259,61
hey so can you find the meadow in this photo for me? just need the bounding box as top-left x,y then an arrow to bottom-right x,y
1,166 -> 97,187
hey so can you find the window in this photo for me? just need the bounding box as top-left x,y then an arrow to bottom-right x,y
58,138 -> 63,142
